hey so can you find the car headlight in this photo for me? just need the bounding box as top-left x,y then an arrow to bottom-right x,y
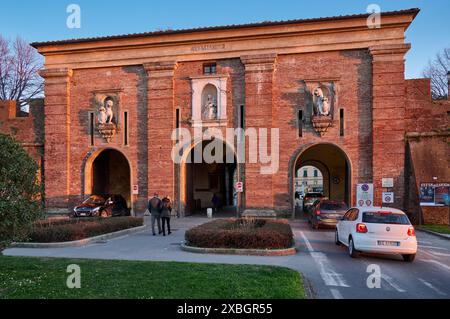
92,207 -> 100,213
73,207 -> 78,212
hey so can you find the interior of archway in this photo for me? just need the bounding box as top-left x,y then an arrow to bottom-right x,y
184,140 -> 237,216
92,149 -> 131,208
295,144 -> 350,212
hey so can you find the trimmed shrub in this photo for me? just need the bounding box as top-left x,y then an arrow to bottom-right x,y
26,217 -> 143,243
185,218 -> 294,249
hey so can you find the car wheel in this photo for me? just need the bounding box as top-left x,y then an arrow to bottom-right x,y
335,229 -> 341,246
402,254 -> 415,262
348,237 -> 358,258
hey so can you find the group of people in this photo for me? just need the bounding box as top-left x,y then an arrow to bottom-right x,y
148,193 -> 172,236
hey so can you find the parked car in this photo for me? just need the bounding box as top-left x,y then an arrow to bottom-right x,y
335,207 -> 417,262
72,194 -> 130,218
302,192 -> 324,212
309,200 -> 348,229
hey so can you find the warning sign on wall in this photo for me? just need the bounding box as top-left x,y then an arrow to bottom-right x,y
356,183 -> 374,207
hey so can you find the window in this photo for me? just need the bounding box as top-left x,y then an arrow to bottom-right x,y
89,112 -> 95,146
239,105 -> 245,129
314,170 -> 318,177
303,170 -> 308,178
203,63 -> 217,75
298,110 -> 303,137
123,111 -> 128,146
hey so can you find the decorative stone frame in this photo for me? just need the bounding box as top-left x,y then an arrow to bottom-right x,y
190,75 -> 228,127
92,89 -> 122,142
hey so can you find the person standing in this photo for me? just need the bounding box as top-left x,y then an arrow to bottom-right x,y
148,193 -> 162,236
161,196 -> 172,236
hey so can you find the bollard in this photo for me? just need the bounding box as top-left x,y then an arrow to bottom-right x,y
207,208 -> 213,219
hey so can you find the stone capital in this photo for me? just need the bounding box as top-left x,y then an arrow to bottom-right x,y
369,43 -> 411,62
143,61 -> 178,77
39,68 -> 73,79
241,53 -> 277,72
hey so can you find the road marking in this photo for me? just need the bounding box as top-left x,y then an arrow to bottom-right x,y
419,245 -> 449,251
381,274 -> 406,293
427,251 -> 450,257
423,260 -> 450,272
298,231 -> 349,288
330,288 -> 343,299
311,252 -> 349,287
418,278 -> 446,296
299,231 -> 314,252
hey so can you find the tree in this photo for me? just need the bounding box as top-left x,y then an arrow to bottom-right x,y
0,133 -> 43,245
422,47 -> 450,100
0,36 -> 43,110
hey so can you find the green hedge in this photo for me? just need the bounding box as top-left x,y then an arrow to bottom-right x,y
26,217 -> 143,243
185,218 -> 294,249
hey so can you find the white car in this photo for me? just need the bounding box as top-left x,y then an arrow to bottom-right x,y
335,207 -> 417,262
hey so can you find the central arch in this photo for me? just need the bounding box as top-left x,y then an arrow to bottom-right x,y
180,139 -> 238,216
290,143 -> 352,217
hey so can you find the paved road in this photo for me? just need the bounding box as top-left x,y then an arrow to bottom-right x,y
3,217 -> 450,299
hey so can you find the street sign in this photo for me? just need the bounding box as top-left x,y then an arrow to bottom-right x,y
382,192 -> 394,204
357,183 -> 374,207
382,178 -> 394,188
235,181 -> 244,193
132,185 -> 139,195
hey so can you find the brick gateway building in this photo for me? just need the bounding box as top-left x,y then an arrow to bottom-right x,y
20,8 -> 448,222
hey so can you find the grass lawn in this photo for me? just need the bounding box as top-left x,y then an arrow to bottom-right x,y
417,224 -> 450,235
0,256 -> 306,299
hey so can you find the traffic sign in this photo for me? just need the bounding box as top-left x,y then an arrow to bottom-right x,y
382,192 -> 394,204
235,182 -> 244,193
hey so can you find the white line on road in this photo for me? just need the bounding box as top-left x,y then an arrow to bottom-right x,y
427,251 -> 450,257
419,245 -> 449,251
330,288 -> 343,299
299,231 -> 314,252
298,231 -> 349,288
418,278 -> 447,296
381,274 -> 406,293
423,259 -> 450,272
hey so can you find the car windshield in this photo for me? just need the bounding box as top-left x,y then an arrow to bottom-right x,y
321,202 -> 348,211
83,195 -> 106,205
362,211 -> 410,225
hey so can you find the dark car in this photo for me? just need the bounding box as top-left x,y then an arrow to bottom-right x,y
302,192 -> 324,212
72,194 -> 130,218
309,200 -> 348,229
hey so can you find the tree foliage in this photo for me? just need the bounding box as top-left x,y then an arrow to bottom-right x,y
422,47 -> 450,100
0,133 -> 43,244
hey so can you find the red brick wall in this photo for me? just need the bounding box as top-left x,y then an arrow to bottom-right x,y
272,50 -> 373,212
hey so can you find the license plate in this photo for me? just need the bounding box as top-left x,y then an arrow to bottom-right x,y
79,213 -> 86,216
377,241 -> 399,246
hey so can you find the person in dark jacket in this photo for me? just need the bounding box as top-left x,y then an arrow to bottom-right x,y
160,196 -> 172,236
148,193 -> 162,236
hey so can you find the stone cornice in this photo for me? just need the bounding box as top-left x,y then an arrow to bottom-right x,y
143,61 -> 178,77
369,43 -> 411,62
39,68 -> 73,79
36,11 -> 417,70
241,54 -> 277,72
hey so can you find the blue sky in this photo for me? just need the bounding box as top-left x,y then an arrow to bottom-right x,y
1,0 -> 448,78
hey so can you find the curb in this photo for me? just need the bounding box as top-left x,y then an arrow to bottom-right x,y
416,228 -> 450,241
10,225 -> 147,248
181,243 -> 297,256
